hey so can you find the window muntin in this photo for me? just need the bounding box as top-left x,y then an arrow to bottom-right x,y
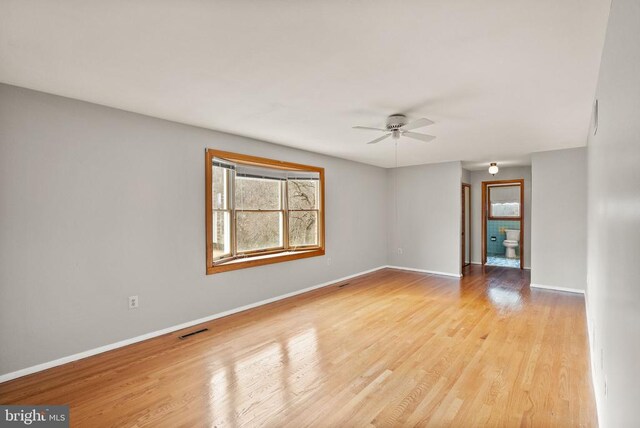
206,150 -> 324,273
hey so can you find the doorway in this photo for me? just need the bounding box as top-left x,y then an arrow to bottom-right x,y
482,179 -> 524,269
461,183 -> 471,269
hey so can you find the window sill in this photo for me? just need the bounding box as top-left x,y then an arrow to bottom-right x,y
207,248 -> 325,274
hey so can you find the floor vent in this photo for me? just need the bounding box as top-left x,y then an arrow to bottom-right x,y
337,282 -> 351,288
179,328 -> 209,340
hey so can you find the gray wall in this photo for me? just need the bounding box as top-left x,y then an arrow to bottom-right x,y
462,168 -> 471,184
462,169 -> 471,264
586,0 -> 640,425
0,84 -> 388,376
531,148 -> 587,290
469,167 -> 532,267
387,162 -> 462,276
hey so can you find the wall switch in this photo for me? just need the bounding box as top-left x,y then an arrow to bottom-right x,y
327,257 -> 332,266
604,376 -> 608,398
397,248 -> 403,255
128,295 -> 139,309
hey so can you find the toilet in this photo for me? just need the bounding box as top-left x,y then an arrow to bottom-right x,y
503,229 -> 520,259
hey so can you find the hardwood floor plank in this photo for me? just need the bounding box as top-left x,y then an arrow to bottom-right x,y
0,266 -> 596,427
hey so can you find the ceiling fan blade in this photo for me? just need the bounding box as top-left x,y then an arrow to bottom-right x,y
400,117 -> 434,131
353,126 -> 389,132
402,132 -> 436,143
366,134 -> 392,145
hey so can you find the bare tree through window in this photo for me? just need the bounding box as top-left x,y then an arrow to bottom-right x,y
206,149 -> 324,273
235,177 -> 283,252
288,180 -> 318,247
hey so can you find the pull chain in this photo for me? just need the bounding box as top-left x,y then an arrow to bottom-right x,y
395,141 -> 399,248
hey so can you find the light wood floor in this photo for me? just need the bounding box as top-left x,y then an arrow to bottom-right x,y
0,266 -> 596,427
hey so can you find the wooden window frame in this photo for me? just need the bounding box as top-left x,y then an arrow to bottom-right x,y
211,165 -> 234,264
205,149 -> 325,274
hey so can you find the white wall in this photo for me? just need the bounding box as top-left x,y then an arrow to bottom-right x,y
0,84 -> 388,376
586,0 -> 640,425
387,162 -> 462,276
469,167 -> 532,267
531,148 -> 587,291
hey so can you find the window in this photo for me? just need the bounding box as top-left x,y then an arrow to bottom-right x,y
205,149 -> 325,274
488,184 -> 521,219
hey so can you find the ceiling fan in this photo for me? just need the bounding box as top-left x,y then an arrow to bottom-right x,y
353,114 -> 436,144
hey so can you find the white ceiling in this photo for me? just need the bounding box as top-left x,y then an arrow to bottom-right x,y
0,1 -> 610,168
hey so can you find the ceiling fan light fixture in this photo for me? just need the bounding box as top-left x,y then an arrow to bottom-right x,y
488,162 -> 499,176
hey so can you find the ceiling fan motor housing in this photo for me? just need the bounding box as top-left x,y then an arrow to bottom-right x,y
386,114 -> 407,130
387,114 -> 407,139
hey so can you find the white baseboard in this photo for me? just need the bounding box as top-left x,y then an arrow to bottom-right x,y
530,283 -> 585,294
386,265 -> 462,278
0,265 -> 387,384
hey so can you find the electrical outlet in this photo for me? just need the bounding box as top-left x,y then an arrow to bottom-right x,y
397,248 -> 403,255
128,295 -> 139,310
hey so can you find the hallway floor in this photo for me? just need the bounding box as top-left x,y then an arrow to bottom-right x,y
487,255 -> 520,268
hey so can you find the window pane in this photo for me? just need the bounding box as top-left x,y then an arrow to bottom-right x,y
213,165 -> 229,210
237,211 -> 283,252
490,185 -> 520,217
212,211 -> 231,259
289,211 -> 318,247
288,179 -> 319,210
491,202 -> 520,217
235,177 -> 282,210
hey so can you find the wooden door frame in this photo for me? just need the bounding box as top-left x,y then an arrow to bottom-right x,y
461,183 -> 471,269
481,179 -> 524,269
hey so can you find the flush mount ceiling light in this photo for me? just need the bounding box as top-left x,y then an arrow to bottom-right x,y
488,162 -> 499,176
